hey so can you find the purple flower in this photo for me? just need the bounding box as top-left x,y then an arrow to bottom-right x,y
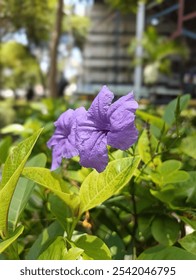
47,85 -> 138,172
76,86 -> 138,172
47,107 -> 86,170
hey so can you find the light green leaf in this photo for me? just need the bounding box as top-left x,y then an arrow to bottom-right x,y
79,156 -> 140,214
179,231 -> 196,256
74,234 -> 111,260
136,110 -> 166,130
150,185 -> 176,204
150,160 -> 189,187
0,225 -> 24,254
0,136 -> 12,165
151,172 -> 196,209
163,170 -> 189,185
137,129 -> 161,167
1,124 -> 25,135
22,167 -> 80,211
38,236 -> 83,260
0,128 -> 43,238
157,160 -> 182,175
181,134 -> 196,159
65,167 -> 91,183
8,153 -> 47,232
137,244 -> 196,260
151,216 -> 180,246
38,236 -> 66,260
63,247 -> 84,260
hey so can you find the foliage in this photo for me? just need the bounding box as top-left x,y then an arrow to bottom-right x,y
63,14 -> 90,49
0,94 -> 196,260
0,0 -> 90,93
128,26 -> 189,84
0,41 -> 41,89
0,0 -> 56,43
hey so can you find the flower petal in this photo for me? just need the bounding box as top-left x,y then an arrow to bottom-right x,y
47,107 -> 87,170
54,109 -> 75,132
107,92 -> 138,150
107,122 -> 138,150
76,119 -> 108,172
87,85 -> 114,128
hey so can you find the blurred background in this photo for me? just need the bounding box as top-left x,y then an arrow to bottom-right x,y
0,0 -> 195,103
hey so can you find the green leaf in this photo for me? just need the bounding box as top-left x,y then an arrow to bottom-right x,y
48,194 -> 72,232
157,160 -> 181,174
79,156 -> 140,214
65,168 -> 91,183
0,225 -> 24,254
151,172 -> 196,209
178,216 -> 196,230
150,185 -> 176,205
38,236 -> 66,260
38,236 -> 84,260
8,153 -> 47,232
0,128 -> 43,238
1,124 -> 25,135
163,94 -> 191,126
63,247 -> 84,260
176,171 -> 196,206
179,231 -> 196,256
0,136 -> 12,165
137,244 -> 196,260
150,160 -> 189,187
137,129 -> 161,167
136,110 -> 166,130
181,134 -> 196,160
151,216 -> 180,246
22,167 -> 80,211
26,221 -> 64,260
104,231 -> 126,260
162,170 -> 189,185
136,215 -> 154,242
38,236 -> 64,260
74,234 -> 111,260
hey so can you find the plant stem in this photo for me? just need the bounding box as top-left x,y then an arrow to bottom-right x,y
130,180 -> 138,260
5,244 -> 19,260
66,217 -> 80,241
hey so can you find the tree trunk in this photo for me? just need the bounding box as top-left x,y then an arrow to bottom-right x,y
48,0 -> 63,98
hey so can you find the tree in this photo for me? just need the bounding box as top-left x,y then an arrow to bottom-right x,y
0,41 -> 41,90
0,0 -> 90,97
48,0 -> 64,98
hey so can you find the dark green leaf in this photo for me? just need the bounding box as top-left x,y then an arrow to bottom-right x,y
151,216 -> 180,246
137,244 -> 196,260
163,94 -> 191,126
26,221 -> 64,260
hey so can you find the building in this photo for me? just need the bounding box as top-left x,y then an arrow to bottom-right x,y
76,0 -> 196,102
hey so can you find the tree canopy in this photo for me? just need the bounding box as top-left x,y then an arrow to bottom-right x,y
0,0 -> 90,95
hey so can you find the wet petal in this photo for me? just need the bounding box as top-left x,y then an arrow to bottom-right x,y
107,92 -> 138,149
87,85 -> 114,128
107,122 -> 138,150
76,120 -> 108,172
47,107 -> 87,170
